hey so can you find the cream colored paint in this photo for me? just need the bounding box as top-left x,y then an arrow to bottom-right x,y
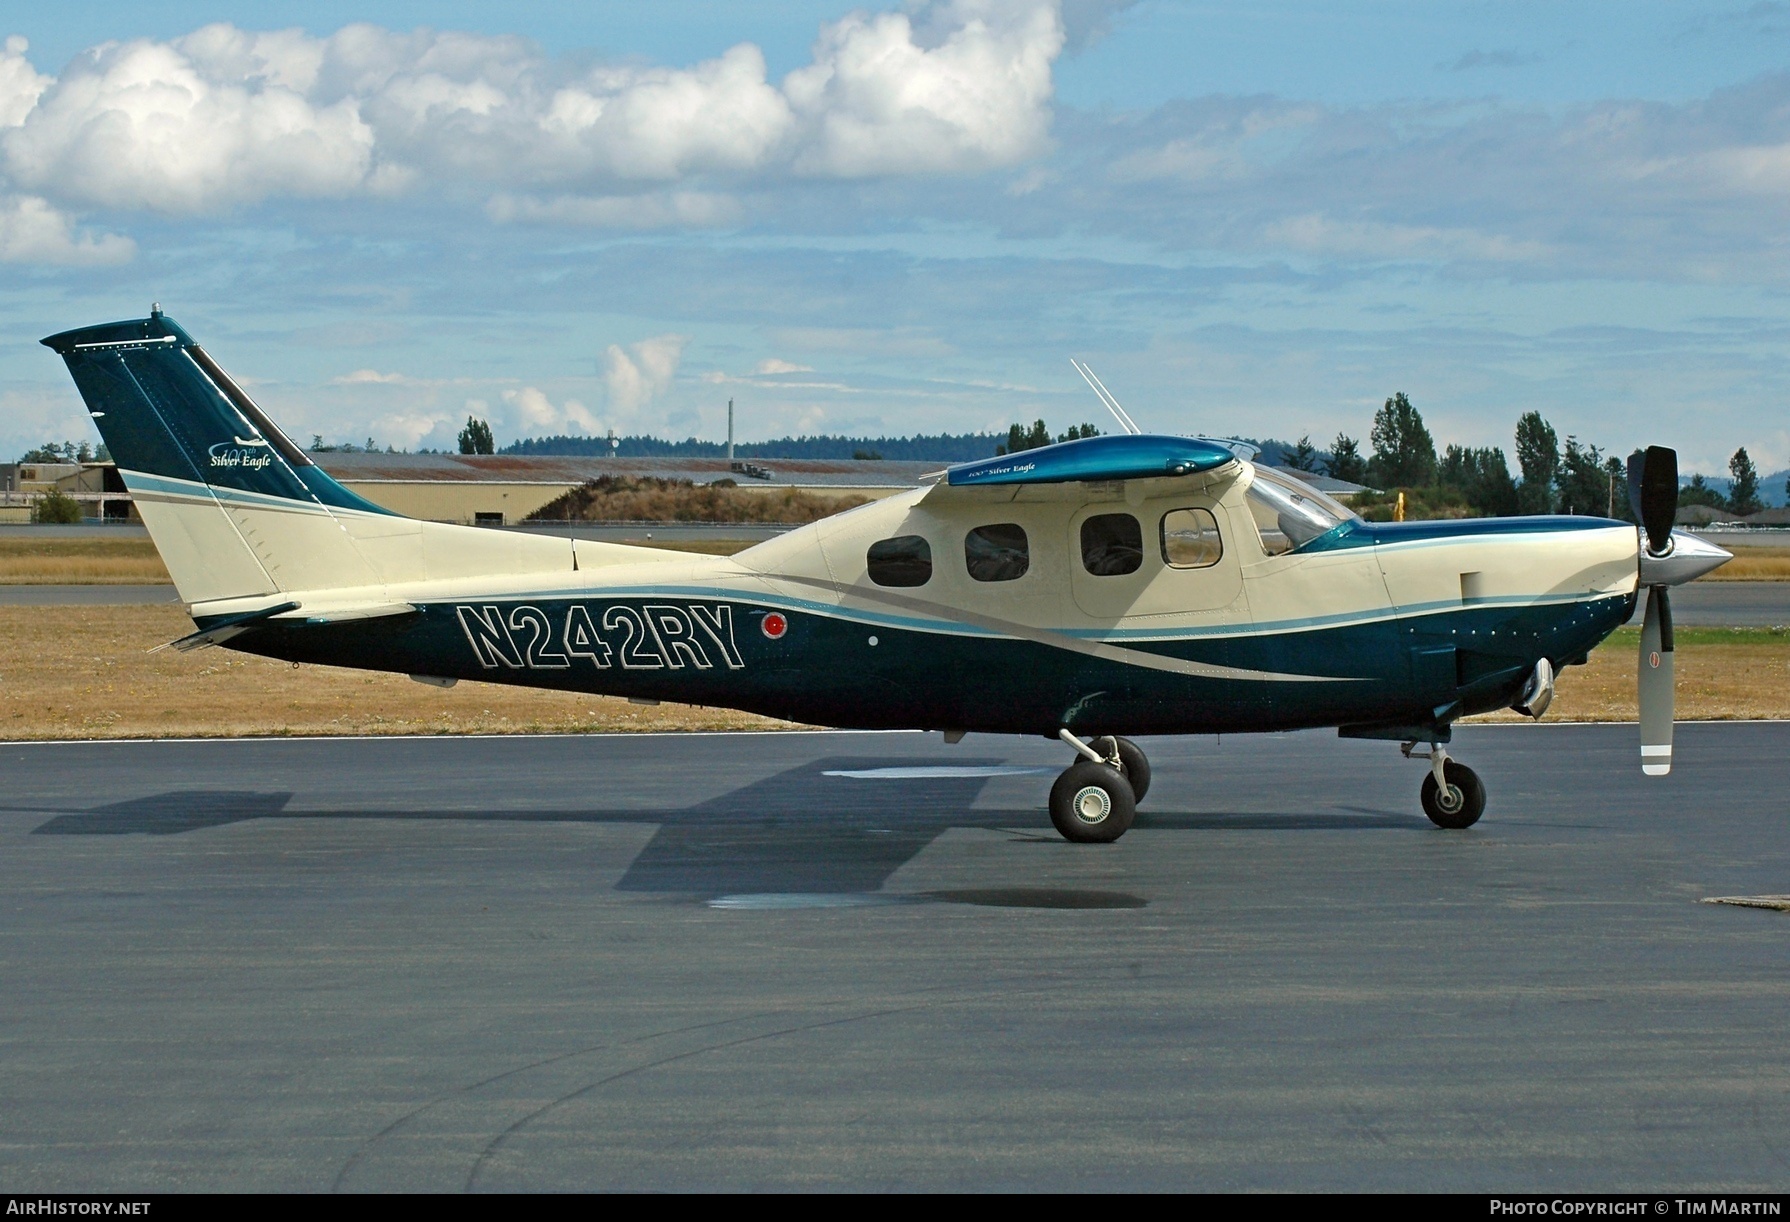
145,455 -> 1641,680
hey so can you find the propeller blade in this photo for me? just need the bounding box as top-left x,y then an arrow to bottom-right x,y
1638,585 -> 1675,776
1629,446 -> 1678,555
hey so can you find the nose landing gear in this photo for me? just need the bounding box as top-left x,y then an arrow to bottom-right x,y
1050,731 -> 1149,843
1402,741 -> 1485,829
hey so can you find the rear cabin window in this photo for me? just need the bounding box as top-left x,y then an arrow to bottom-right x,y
1080,513 -> 1143,577
867,535 -> 933,587
965,523 -> 1029,582
1161,508 -> 1222,568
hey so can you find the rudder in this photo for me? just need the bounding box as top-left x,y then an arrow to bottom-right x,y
42,308 -> 404,605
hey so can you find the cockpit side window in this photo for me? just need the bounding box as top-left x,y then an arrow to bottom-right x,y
1160,508 -> 1222,568
1244,466 -> 1353,557
965,523 -> 1029,582
1081,513 -> 1143,576
867,535 -> 932,586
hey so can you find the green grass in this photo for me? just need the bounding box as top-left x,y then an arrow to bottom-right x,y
1600,624 -> 1789,647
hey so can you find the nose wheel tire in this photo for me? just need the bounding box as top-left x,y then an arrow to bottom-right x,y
1091,736 -> 1151,803
1420,760 -> 1486,829
1050,762 -> 1137,843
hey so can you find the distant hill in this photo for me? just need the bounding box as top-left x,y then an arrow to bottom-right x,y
501,433 -> 1006,462
1680,470 -> 1790,509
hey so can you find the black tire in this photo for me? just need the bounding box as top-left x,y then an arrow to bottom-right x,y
1050,762 -> 1137,844
1091,736 -> 1151,803
1421,760 -> 1486,829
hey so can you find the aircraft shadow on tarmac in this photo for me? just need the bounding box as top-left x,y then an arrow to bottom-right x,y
26,757 -> 1425,897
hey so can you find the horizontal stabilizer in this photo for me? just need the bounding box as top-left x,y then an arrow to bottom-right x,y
275,602 -> 418,625
156,601 -> 300,653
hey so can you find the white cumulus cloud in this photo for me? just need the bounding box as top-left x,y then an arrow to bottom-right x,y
0,2 -> 1066,220
785,0 -> 1063,176
0,194 -> 133,264
603,335 -> 687,416
502,385 -> 600,436
0,36 -> 49,127
2,27 -> 373,212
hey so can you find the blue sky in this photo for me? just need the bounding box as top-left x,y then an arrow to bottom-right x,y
0,1 -> 1786,481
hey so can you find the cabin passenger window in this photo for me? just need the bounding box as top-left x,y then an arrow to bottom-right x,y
965,523 -> 1029,582
1161,508 -> 1222,568
867,535 -> 932,587
1080,513 -> 1143,576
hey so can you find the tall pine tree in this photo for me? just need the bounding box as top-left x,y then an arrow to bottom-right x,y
1514,412 -> 1559,515
1326,434 -> 1367,483
1366,393 -> 1436,488
1729,447 -> 1762,516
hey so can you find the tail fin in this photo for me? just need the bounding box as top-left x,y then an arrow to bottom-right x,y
43,308 -> 411,605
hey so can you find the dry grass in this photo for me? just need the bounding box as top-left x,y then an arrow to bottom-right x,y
533,476 -> 867,524
1705,547 -> 1790,581
1469,626 -> 1790,723
0,605 -> 799,740
0,538 -> 170,584
1,607 -> 1782,741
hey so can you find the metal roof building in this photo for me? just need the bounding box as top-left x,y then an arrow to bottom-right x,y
312,452 -> 941,525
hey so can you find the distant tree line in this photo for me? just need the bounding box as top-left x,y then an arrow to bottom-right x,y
499,430 -> 1007,462
1286,393 -> 1777,520
994,420 -> 1103,454
17,440 -> 108,463
310,434 -> 401,455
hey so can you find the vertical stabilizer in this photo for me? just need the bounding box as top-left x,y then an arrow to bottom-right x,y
42,310 -> 405,605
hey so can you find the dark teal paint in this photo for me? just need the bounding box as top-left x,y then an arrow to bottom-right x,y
43,313 -> 395,517
219,591 -> 1629,738
1298,513 -> 1629,555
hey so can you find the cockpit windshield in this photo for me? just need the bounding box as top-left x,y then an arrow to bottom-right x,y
1244,465 -> 1358,556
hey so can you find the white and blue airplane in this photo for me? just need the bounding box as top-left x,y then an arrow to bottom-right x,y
43,308 -> 1731,842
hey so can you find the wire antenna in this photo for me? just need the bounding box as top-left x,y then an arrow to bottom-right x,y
1070,358 -> 1141,435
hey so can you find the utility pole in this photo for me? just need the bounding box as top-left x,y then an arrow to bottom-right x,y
727,399 -> 734,464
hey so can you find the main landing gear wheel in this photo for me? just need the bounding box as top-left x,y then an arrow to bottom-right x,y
1091,736 -> 1151,803
1421,760 -> 1486,830
1050,762 -> 1137,844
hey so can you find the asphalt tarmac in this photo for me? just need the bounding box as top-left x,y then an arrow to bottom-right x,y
3,723 -> 1789,1191
0,584 -> 178,604
1625,581 -> 1790,626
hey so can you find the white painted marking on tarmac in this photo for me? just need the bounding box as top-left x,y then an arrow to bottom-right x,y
822,766 -> 1054,779
707,893 -> 918,910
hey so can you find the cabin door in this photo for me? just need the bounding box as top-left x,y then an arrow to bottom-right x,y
1068,498 -> 1245,621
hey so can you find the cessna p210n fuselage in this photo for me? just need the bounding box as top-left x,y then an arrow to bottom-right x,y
43,310 -> 1731,842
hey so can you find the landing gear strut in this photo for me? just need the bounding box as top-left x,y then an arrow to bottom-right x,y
1050,731 -> 1149,843
1402,741 -> 1486,829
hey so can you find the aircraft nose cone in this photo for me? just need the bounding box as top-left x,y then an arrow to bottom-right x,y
1639,528 -> 1733,586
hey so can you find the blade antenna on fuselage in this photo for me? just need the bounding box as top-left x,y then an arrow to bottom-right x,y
1070,358 -> 1142,435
